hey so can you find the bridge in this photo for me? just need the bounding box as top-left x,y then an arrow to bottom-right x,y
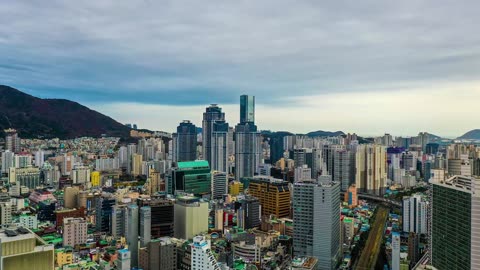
341,191 -> 402,207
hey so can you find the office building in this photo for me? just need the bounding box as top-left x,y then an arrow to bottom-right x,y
402,194 -> 427,234
0,226 -> 54,270
140,206 -> 152,247
237,196 -> 261,229
229,181 -> 244,196
138,197 -> 175,238
170,160 -> 211,196
174,195 -> 208,240
116,249 -> 131,270
211,171 -> 228,199
63,217 -> 88,247
247,176 -> 290,218
126,204 -> 139,267
211,121 -> 230,173
173,120 -> 197,163
139,237 -> 178,270
430,175 -> 480,270
111,204 -> 127,238
293,178 -> 341,270
235,95 -> 262,180
240,95 -> 255,124
95,194 -> 116,232
191,235 -> 220,270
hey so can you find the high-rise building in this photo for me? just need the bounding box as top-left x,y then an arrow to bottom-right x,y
140,206 -> 151,247
402,194 -> 427,234
344,185 -> 358,207
355,144 -> 387,195
211,171 -> 228,200
132,153 -> 143,176
293,178 -> 341,270
237,196 -> 261,229
333,149 -> 354,191
1,150 -> 14,174
111,204 -> 127,238
4,128 -> 20,153
8,167 -> 41,189
174,195 -> 208,240
211,121 -> 229,172
0,227 -> 54,270
95,194 -> 116,232
0,202 -> 13,226
240,95 -> 255,124
430,175 -> 480,270
235,95 -> 261,180
139,237 -> 178,270
127,143 -> 137,174
126,204 -> 139,267
137,197 -> 175,238
391,232 -> 400,270
247,176 -> 290,218
72,165 -> 90,184
34,150 -> 44,167
91,171 -> 101,187
119,146 -> 128,168
202,104 -> 226,166
191,235 -> 220,270
62,217 -> 88,247
170,160 -> 211,196
116,249 -> 131,270
173,120 -> 197,163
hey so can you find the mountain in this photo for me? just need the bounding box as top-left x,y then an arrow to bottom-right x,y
458,129 -> 480,140
306,130 -> 345,137
0,85 -> 131,139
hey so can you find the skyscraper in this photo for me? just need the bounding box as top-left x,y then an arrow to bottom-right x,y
430,175 -> 480,270
355,144 -> 387,195
235,95 -> 262,180
202,104 -> 226,167
293,177 -> 341,270
140,206 -> 152,248
240,95 -> 255,124
173,120 -> 197,163
126,204 -> 139,267
211,121 -> 229,172
391,232 -> 400,270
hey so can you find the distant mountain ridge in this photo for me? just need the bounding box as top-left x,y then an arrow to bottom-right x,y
458,129 -> 480,140
0,85 -> 131,139
305,130 -> 345,137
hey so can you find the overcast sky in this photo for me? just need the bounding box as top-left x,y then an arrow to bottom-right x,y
1,1 -> 479,137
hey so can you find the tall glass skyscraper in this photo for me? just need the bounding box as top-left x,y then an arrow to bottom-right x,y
202,104 -> 230,173
173,120 -> 197,163
235,95 -> 261,180
240,95 -> 255,124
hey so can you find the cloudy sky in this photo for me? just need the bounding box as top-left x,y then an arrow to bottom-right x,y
1,1 -> 479,137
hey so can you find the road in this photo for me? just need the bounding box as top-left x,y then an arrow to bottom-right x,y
355,205 -> 389,270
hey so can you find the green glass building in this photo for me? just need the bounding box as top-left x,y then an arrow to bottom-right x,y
171,160 -> 211,196
430,175 -> 480,270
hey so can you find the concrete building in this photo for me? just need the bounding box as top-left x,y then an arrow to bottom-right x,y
333,149 -> 354,191
139,237 -> 178,270
402,194 -> 427,234
63,217 -> 88,247
0,202 -> 13,227
132,153 -> 143,176
237,196 -> 261,230
355,144 -> 387,195
191,235 -> 220,270
126,204 -> 139,267
140,206 -> 151,247
137,198 -> 175,238
71,166 -> 90,184
430,175 -> 480,270
8,167 -> 40,189
0,226 -> 54,270
174,195 -> 209,240
202,104 -> 227,168
293,178 -> 341,270
4,128 -> 20,153
211,171 -> 228,200
116,249 -> 131,270
392,232 -> 400,270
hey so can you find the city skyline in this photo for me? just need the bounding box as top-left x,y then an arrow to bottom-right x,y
1,1 -> 479,136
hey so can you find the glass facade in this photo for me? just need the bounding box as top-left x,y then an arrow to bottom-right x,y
431,184 -> 471,270
240,95 -> 255,124
173,161 -> 211,196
